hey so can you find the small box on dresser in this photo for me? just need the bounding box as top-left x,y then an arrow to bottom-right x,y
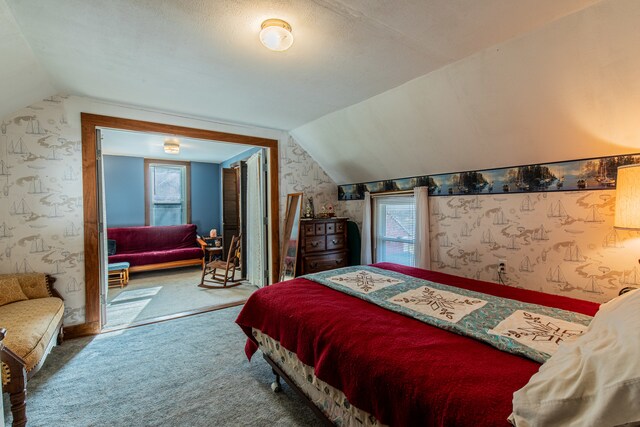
297,217 -> 349,275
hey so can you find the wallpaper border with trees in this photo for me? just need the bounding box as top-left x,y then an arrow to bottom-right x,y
338,153 -> 640,200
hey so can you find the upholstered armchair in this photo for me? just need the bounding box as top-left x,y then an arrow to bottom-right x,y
0,274 -> 64,427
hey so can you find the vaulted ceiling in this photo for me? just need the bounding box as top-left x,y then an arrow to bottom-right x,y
4,0 -> 623,185
3,0 -> 599,129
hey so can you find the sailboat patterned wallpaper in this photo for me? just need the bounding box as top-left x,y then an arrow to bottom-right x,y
0,97 -> 342,326
429,190 -> 639,303
0,95 -> 86,325
279,136 -> 337,228
338,182 -> 639,304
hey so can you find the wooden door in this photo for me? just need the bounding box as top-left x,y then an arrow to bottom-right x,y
222,168 -> 240,257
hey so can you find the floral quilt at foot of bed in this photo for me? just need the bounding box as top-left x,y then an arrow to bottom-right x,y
253,328 -> 386,427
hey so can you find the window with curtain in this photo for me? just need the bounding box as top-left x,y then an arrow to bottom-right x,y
374,195 -> 416,266
145,160 -> 190,226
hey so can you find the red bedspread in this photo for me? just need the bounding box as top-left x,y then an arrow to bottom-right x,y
236,263 -> 600,426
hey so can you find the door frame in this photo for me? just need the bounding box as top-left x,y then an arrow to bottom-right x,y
80,113 -> 280,336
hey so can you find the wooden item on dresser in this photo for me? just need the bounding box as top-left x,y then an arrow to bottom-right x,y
297,217 -> 348,276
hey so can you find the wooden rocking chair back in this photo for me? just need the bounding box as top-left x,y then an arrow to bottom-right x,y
198,233 -> 242,289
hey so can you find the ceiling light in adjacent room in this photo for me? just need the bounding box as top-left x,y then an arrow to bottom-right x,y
163,138 -> 180,154
260,19 -> 293,52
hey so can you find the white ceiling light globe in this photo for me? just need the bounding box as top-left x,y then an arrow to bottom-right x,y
260,19 -> 293,52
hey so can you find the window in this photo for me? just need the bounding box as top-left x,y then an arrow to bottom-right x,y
374,195 -> 416,266
145,160 -> 191,226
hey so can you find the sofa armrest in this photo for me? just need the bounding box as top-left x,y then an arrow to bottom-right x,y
46,276 -> 63,301
1,328 -> 27,392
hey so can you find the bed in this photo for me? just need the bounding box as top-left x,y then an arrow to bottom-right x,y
235,262 -> 637,426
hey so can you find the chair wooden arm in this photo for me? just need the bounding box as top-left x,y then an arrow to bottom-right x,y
197,237 -> 207,249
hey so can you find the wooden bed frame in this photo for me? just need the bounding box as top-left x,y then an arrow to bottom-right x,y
0,276 -> 64,427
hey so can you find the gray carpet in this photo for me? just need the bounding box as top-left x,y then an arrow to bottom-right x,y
3,306 -> 319,427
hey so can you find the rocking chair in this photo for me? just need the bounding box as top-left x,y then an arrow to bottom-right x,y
199,234 -> 243,289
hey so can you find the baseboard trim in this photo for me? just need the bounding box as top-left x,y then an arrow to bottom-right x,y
64,321 -> 101,339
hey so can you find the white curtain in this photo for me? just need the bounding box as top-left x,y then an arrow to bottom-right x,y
414,186 -> 431,269
246,152 -> 266,288
360,192 -> 373,265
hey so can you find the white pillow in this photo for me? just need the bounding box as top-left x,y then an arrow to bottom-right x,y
510,289 -> 640,427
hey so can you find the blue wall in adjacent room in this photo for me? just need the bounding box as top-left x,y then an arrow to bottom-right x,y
103,155 -> 145,227
103,155 -> 221,234
191,161 -> 221,235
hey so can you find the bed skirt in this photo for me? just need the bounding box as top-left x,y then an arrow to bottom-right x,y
253,328 -> 385,427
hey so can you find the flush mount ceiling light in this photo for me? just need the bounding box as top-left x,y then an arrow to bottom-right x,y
163,137 -> 180,154
260,19 -> 293,52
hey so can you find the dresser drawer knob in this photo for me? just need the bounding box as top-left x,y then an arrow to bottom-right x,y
311,241 -> 319,247
331,239 -> 338,244
310,262 -> 318,268
336,259 -> 343,264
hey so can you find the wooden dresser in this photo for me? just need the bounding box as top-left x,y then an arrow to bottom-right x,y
297,217 -> 349,275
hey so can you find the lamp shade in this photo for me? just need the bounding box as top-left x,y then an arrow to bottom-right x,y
614,164 -> 640,229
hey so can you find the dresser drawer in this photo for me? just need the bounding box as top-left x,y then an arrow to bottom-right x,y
303,223 -> 315,236
305,235 -> 326,253
326,235 -> 345,250
326,222 -> 336,234
314,223 -> 326,235
335,221 -> 345,234
304,253 -> 347,274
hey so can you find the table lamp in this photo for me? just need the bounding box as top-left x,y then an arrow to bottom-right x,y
614,164 -> 640,295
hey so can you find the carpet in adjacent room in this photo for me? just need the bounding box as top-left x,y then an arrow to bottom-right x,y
105,267 -> 256,328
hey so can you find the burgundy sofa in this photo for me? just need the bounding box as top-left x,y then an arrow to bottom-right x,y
107,224 -> 204,272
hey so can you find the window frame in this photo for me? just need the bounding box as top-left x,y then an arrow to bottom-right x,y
372,193 -> 416,266
144,158 -> 191,226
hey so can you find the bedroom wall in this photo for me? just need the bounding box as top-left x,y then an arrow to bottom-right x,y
279,136 -> 338,236
0,96 -> 85,323
0,95 -> 339,326
102,155 -> 222,233
103,155 -> 145,226
340,188 -> 640,304
190,161 -> 221,235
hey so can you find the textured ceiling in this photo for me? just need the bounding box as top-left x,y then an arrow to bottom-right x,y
292,0 -> 640,184
4,0 -> 600,130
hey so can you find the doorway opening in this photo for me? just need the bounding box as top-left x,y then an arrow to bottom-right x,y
81,114 -> 279,334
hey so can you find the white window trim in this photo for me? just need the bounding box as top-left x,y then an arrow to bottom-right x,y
144,159 -> 191,226
373,194 -> 416,266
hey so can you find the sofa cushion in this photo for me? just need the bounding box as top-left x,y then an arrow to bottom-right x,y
0,297 -> 64,373
0,277 -> 28,306
109,247 -> 203,267
0,273 -> 51,299
107,224 -> 198,254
